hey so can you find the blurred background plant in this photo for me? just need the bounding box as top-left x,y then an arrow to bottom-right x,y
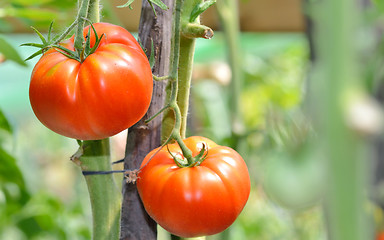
1,0 -> 383,239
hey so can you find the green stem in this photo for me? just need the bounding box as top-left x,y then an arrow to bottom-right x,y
73,1 -> 121,240
160,0 -> 194,166
216,0 -> 243,141
88,0 -> 100,23
167,0 -> 208,238
177,35 -> 194,139
74,0 -> 90,56
311,0 -> 370,239
78,139 -> 121,240
161,0 -> 183,141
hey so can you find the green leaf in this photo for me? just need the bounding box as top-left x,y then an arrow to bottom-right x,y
0,36 -> 27,66
117,0 -> 135,9
190,0 -> 216,22
0,148 -> 25,189
0,109 -> 12,134
148,0 -> 168,10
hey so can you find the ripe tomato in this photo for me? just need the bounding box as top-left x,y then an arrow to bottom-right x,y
136,136 -> 250,238
29,22 -> 153,140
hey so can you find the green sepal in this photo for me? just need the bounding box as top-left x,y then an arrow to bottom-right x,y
52,45 -> 78,61
30,26 -> 48,45
84,27 -> 92,53
88,24 -> 104,55
190,143 -> 208,167
20,43 -> 45,48
47,21 -> 54,42
190,0 -> 216,22
24,49 -> 44,61
166,144 -> 189,168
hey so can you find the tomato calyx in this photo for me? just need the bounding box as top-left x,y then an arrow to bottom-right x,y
167,142 -> 208,168
77,23 -> 105,62
22,21 -> 104,63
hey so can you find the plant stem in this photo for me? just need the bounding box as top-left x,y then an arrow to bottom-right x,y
160,0 -> 195,165
78,140 -> 121,240
216,0 -> 243,142
311,0 -> 371,239
169,0 -> 209,237
177,35 -> 195,139
88,0 -> 100,23
160,0 -> 211,238
73,1 -> 121,240
74,0 -> 90,56
162,0 -> 211,140
162,0 -> 183,140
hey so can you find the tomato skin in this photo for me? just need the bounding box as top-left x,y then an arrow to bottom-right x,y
136,136 -> 250,238
378,232 -> 384,240
29,23 -> 153,140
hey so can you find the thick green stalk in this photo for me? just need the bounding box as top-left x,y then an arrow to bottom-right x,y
216,0 -> 243,140
73,1 -> 121,240
311,0 -> 370,240
161,0 -> 209,239
162,0 -> 209,140
88,0 -> 100,23
161,0 -> 183,141
79,140 -> 121,240
74,0 -> 90,55
177,36 -> 195,139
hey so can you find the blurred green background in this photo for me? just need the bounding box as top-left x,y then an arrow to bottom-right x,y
1,0 -> 383,239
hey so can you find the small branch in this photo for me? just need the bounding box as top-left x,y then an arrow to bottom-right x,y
145,104 -> 170,123
182,23 -> 214,39
153,75 -> 172,81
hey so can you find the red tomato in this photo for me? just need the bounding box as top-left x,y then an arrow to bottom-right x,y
136,136 -> 251,238
29,22 -> 153,140
378,232 -> 384,240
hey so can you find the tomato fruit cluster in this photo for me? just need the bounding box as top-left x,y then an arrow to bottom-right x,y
136,136 -> 250,238
29,23 -> 153,140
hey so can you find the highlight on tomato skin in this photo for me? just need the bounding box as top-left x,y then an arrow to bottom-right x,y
29,22 -> 153,140
136,136 -> 251,238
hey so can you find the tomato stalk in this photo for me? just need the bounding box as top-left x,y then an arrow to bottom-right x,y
73,140 -> 121,240
156,0 -> 214,238
71,0 -> 121,239
309,0 -> 371,239
158,0 -> 214,169
216,0 -> 244,144
74,0 -> 90,58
